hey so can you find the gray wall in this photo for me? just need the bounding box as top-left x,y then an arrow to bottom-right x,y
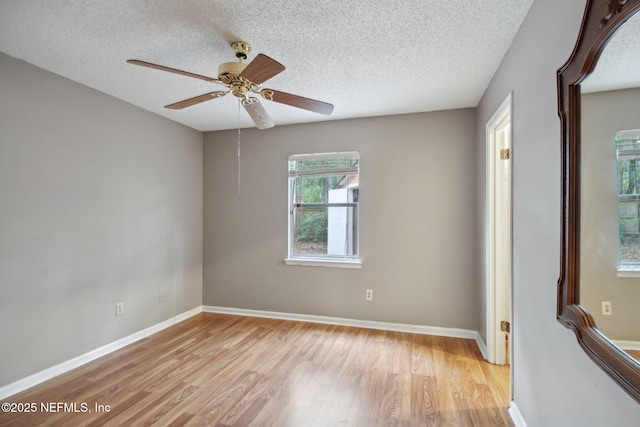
0,52 -> 203,387
581,88 -> 640,342
203,110 -> 479,330
476,0 -> 640,425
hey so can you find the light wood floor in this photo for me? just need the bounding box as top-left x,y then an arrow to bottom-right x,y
0,313 -> 512,427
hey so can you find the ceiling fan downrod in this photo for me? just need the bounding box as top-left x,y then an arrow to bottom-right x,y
231,41 -> 251,61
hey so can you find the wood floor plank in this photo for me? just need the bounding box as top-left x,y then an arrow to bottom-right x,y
410,374 -> 439,426
0,313 -> 512,427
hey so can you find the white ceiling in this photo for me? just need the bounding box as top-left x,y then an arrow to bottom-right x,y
0,0 -> 535,132
582,10 -> 640,93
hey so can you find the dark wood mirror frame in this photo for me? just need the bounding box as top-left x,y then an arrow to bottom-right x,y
558,0 -> 640,403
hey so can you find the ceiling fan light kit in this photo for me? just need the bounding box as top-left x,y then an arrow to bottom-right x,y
127,41 -> 334,129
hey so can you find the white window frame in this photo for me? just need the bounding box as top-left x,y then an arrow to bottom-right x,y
285,151 -> 362,269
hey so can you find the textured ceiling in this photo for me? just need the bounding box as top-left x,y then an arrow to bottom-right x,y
0,0 -> 535,132
582,10 -> 640,94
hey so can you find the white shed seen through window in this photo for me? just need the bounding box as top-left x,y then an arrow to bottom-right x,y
286,152 -> 360,267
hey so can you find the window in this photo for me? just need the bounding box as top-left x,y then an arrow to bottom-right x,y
616,130 -> 640,265
286,152 -> 361,268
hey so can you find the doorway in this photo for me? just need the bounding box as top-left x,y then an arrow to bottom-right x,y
486,93 -> 513,368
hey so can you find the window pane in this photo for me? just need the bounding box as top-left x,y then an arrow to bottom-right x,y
617,157 -> 640,195
290,155 -> 359,176
616,132 -> 640,264
293,205 -> 358,257
294,174 -> 357,204
620,199 -> 640,263
293,206 -> 328,255
295,176 -> 332,204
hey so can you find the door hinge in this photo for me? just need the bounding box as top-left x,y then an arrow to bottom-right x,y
500,320 -> 510,333
500,148 -> 511,160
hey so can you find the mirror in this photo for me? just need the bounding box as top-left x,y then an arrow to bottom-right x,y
580,9 -> 640,364
558,0 -> 640,403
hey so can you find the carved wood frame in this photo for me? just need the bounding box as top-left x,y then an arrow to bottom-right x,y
557,0 -> 640,403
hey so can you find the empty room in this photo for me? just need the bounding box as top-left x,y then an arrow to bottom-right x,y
1,0 -> 639,426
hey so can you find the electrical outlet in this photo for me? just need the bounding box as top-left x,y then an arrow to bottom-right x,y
602,301 -> 612,316
159,291 -> 165,303
365,289 -> 373,301
116,302 -> 124,316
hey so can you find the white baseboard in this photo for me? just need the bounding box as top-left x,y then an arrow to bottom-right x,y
475,334 -> 489,361
508,401 -> 529,427
614,339 -> 640,351
203,305 -> 480,340
0,306 -> 203,400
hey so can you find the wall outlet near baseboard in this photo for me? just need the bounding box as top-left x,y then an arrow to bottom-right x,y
365,289 -> 373,301
602,301 -> 612,316
116,302 -> 124,316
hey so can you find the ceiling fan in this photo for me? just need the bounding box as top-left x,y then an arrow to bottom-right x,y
127,41 -> 334,129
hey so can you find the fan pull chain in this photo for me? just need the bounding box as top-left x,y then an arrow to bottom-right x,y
237,127 -> 241,195
237,100 -> 242,195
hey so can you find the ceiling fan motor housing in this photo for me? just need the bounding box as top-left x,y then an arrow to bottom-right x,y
219,41 -> 251,85
218,61 -> 252,97
218,61 -> 247,79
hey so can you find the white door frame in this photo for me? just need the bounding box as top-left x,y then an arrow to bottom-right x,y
486,93 -> 513,367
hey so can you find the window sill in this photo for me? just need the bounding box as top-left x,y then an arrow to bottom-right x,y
617,265 -> 640,277
284,257 -> 362,269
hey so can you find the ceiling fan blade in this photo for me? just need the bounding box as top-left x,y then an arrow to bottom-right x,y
241,97 -> 275,129
165,91 -> 228,109
261,89 -> 334,115
127,59 -> 219,83
239,54 -> 285,85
